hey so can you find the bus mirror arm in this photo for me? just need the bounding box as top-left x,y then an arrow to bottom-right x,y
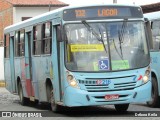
144,18 -> 149,22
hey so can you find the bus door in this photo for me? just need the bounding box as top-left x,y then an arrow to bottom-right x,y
25,29 -> 35,101
56,25 -> 64,101
51,19 -> 63,102
9,33 -> 16,93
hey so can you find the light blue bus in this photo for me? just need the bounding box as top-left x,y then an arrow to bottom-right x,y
144,11 -> 160,107
4,5 -> 151,112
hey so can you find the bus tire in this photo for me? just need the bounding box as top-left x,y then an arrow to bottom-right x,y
18,82 -> 28,106
46,85 -> 61,112
147,76 -> 159,107
114,104 -> 129,112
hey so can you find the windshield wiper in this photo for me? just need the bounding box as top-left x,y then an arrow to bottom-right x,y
82,20 -> 101,41
118,30 -> 123,58
118,19 -> 128,58
81,20 -> 108,54
112,38 -> 128,68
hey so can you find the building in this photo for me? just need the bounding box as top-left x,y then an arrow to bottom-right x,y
0,0 -> 68,46
0,0 -> 68,82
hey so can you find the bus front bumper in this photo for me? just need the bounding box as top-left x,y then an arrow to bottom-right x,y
63,81 -> 151,107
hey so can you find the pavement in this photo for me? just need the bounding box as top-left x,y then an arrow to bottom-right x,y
0,81 -> 5,87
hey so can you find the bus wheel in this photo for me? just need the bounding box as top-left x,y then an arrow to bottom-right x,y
114,104 -> 129,112
147,76 -> 159,107
50,89 -> 61,112
18,83 -> 28,106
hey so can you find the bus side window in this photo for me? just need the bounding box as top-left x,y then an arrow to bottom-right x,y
33,24 -> 42,55
4,34 -> 10,58
20,30 -> 25,56
42,22 -> 52,54
15,31 -> 20,57
152,20 -> 160,50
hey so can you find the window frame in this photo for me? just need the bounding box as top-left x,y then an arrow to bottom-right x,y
19,29 -> 25,57
151,20 -> 160,51
42,22 -> 52,54
4,34 -> 10,58
15,31 -> 20,57
33,24 -> 43,55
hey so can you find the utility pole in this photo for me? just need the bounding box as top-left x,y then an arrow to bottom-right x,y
113,0 -> 117,4
49,1 -> 52,11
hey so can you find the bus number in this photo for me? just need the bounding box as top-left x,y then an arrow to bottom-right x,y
96,79 -> 111,85
75,10 -> 86,17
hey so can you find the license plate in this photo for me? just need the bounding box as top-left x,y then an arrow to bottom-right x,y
105,94 -> 119,100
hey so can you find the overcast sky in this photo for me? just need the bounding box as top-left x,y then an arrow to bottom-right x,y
60,0 -> 160,6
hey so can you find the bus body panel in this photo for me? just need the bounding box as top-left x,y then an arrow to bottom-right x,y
4,59 -> 12,92
14,58 -> 23,94
14,58 -> 21,93
62,67 -> 151,106
20,58 -> 29,98
150,51 -> 160,96
64,81 -> 151,106
24,32 -> 35,99
31,56 -> 52,101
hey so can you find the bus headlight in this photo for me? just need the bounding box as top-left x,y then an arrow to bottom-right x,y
142,75 -> 149,83
142,67 -> 150,84
67,75 -> 79,89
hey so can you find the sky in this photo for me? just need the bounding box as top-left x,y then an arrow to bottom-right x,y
60,0 -> 160,6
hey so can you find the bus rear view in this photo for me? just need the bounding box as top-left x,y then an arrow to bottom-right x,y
62,5 -> 151,111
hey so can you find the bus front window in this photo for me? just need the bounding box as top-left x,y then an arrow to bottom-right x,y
64,21 -> 150,72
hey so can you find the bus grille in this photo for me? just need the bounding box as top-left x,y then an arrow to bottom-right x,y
78,80 -> 136,92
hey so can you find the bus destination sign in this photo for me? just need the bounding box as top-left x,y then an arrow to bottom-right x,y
63,6 -> 143,21
75,8 -> 118,17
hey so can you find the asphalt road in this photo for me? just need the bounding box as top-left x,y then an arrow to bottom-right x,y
0,87 -> 160,120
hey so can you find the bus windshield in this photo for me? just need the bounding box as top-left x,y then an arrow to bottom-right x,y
65,21 -> 150,72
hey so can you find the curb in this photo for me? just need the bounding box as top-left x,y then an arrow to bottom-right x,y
0,81 -> 5,87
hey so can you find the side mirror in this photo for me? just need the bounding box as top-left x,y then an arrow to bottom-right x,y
144,18 -> 149,22
56,25 -> 64,42
144,17 -> 153,49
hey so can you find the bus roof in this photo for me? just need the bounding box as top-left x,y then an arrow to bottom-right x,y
4,4 -> 141,34
4,7 -> 65,33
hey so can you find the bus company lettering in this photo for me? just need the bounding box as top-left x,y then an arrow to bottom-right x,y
98,8 -> 118,17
